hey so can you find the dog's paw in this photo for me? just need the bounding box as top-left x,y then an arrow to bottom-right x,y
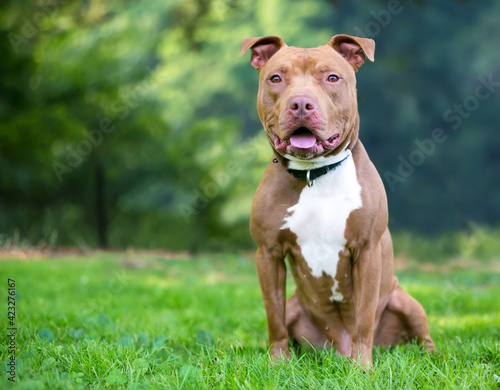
350,348 -> 373,370
269,345 -> 292,364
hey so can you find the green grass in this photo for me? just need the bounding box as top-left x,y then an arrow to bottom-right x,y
0,251 -> 499,389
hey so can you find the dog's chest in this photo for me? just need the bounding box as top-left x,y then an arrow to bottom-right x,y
281,156 -> 362,302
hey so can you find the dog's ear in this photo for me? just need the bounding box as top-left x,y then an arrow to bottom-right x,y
240,36 -> 285,70
328,35 -> 375,71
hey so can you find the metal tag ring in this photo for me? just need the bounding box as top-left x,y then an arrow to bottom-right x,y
306,170 -> 313,187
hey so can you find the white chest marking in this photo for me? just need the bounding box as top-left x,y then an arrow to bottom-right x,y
281,152 -> 362,302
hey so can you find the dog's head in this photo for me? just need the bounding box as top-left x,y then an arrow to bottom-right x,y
240,35 -> 374,160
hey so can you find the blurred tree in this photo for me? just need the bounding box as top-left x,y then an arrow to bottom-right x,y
0,0 -> 498,251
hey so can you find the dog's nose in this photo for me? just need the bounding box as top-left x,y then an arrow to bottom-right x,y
289,96 -> 316,119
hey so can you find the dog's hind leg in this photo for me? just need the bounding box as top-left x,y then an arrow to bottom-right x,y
374,286 -> 434,352
286,293 -> 330,350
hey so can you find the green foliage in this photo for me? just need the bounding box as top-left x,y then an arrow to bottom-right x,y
1,0 -> 500,250
0,252 -> 499,388
393,224 -> 500,263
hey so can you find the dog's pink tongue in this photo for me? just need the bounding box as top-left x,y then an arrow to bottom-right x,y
289,133 -> 317,149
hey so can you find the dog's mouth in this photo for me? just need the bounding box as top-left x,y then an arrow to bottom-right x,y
273,127 -> 340,155
289,127 -> 317,149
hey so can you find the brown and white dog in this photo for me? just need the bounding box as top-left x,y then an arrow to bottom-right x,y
240,34 -> 434,366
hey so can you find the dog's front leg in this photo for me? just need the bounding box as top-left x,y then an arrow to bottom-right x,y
255,247 -> 290,360
350,242 -> 383,367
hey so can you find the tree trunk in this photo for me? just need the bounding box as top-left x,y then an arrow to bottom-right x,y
95,155 -> 107,248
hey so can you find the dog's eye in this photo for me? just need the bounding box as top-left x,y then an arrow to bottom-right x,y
269,75 -> 282,83
327,74 -> 340,83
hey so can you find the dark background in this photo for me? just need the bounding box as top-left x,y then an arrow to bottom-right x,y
1,0 -> 499,251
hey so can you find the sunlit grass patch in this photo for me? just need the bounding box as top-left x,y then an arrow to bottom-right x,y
1,252 -> 499,389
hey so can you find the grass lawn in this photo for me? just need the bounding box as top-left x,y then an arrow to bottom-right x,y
0,250 -> 499,389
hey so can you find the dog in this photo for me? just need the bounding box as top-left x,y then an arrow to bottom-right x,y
240,34 -> 434,366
